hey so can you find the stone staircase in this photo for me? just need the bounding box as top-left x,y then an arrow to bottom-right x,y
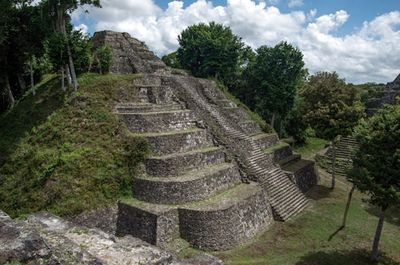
89,31 -> 319,252
115,80 -> 273,251
316,136 -> 359,175
165,76 -> 312,222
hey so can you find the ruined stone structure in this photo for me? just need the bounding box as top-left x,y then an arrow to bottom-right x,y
316,136 -> 359,176
0,31 -> 319,264
366,73 -> 400,114
95,31 -> 319,250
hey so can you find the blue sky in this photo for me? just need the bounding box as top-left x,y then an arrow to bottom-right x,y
72,0 -> 400,83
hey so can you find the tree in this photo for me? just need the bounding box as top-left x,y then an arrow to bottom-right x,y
301,72 -> 365,139
347,104 -> 400,261
177,22 -> 245,87
285,96 -> 308,143
243,42 -> 306,130
43,0 -> 101,90
161,51 -> 181,69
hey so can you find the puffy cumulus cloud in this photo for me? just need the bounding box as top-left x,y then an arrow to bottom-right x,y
74,0 -> 400,83
74,23 -> 89,35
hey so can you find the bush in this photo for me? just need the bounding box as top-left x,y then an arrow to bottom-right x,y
95,45 -> 112,74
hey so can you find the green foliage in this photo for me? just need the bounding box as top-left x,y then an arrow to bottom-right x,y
348,104 -> 400,210
70,30 -> 92,74
94,44 -> 113,74
216,81 -> 273,133
0,73 -> 149,217
238,41 -> 306,131
161,51 -> 181,69
285,98 -> 308,143
177,22 -> 245,86
301,72 -> 365,139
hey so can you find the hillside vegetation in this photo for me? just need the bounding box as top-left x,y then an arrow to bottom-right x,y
0,74 -> 148,217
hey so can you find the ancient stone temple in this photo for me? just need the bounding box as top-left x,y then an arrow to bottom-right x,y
366,73 -> 400,114
92,31 -> 319,250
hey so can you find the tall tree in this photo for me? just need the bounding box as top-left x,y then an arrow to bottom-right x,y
301,72 -> 365,139
347,104 -> 400,261
177,22 -> 245,87
243,42 -> 306,129
44,0 -> 101,90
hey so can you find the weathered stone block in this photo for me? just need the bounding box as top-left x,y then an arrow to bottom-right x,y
145,147 -> 226,177
133,163 -> 242,204
116,201 -> 179,247
143,128 -> 213,156
119,110 -> 196,133
252,133 -> 279,150
238,120 -> 262,135
178,183 -> 273,250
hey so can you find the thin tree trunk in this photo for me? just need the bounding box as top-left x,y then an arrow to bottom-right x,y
67,44 -> 78,91
17,73 -> 26,91
30,58 -> 35,96
331,143 -> 336,189
341,185 -> 355,228
65,64 -> 72,85
5,74 -> 15,109
61,66 -> 65,91
271,112 -> 276,129
371,207 -> 386,261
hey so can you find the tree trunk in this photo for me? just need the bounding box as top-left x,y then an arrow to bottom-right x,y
61,66 -> 65,92
271,112 -> 276,129
371,207 -> 386,261
67,44 -> 78,91
30,58 -> 35,96
341,185 -> 355,228
331,143 -> 336,189
17,73 -> 26,91
65,64 -> 72,86
5,74 -> 15,109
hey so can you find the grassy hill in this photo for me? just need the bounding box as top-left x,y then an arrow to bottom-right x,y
0,73 -> 148,217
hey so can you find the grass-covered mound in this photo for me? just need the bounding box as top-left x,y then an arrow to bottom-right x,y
0,74 -> 148,217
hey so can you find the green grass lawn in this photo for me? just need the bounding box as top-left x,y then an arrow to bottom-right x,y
294,137 -> 329,159
216,170 -> 400,265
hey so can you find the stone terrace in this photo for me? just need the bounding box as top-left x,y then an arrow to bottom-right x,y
97,31 -> 319,251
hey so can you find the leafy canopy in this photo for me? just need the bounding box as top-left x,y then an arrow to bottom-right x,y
242,41 -> 306,128
177,22 -> 245,86
348,104 -> 400,210
301,71 -> 365,139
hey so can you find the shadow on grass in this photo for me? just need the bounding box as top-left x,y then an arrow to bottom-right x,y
296,249 -> 400,265
306,185 -> 333,200
365,206 -> 400,227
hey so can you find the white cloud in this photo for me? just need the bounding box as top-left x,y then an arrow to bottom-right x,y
288,0 -> 304,8
74,23 -> 89,35
73,0 -> 400,83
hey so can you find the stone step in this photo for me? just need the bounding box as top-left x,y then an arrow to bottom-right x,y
251,133 -> 280,149
214,99 -> 237,107
222,107 -> 249,121
25,212 -> 178,264
264,142 -> 293,163
119,110 -> 197,133
133,163 -> 242,204
282,159 -> 318,192
278,154 -> 301,167
135,128 -> 214,156
116,103 -> 182,113
260,168 -> 308,221
145,146 -> 226,177
179,183 -> 273,250
117,200 -> 180,247
238,120 -> 262,135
